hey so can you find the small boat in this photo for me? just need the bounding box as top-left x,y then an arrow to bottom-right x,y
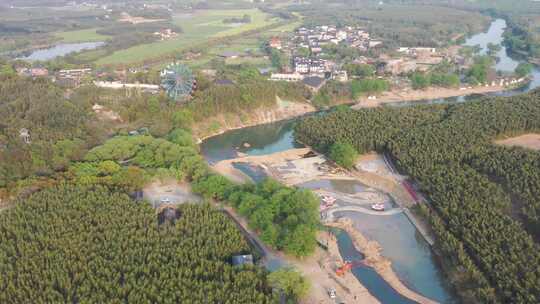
321,195 -> 336,204
371,203 -> 385,211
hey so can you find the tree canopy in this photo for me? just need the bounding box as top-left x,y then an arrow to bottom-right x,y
0,184 -> 277,303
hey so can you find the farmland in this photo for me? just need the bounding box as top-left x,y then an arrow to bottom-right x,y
55,28 -> 111,43
96,9 -> 280,66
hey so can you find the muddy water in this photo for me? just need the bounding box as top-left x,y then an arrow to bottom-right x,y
200,119 -> 302,164
337,211 -> 454,304
311,179 -> 453,303
334,229 -> 417,304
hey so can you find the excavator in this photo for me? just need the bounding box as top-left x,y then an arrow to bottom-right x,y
335,260 -> 364,276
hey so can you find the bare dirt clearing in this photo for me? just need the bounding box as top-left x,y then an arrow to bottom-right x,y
118,13 -> 166,24
495,133 -> 540,151
143,178 -> 201,208
195,98 -> 316,140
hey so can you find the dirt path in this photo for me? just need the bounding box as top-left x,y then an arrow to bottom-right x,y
222,205 -> 380,304
297,231 -> 380,304
352,83 -> 523,108
142,178 -> 202,207
495,133 -> 540,151
328,218 -> 439,304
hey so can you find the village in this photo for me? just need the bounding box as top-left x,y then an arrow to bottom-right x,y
11,19 -> 530,106
267,23 -> 528,95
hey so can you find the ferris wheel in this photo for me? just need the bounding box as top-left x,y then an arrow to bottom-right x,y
160,63 -> 195,101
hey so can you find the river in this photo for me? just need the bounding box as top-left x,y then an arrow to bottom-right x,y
200,18 -> 538,304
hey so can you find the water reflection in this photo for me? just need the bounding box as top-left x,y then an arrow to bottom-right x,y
21,42 -> 105,61
200,119 -> 303,164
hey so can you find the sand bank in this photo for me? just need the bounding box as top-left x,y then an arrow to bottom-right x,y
353,84 -> 511,108
328,218 -> 439,304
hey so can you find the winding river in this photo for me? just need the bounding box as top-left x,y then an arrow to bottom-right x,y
200,19 -> 538,304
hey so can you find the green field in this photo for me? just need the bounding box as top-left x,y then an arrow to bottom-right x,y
55,28 -> 111,43
96,9 -> 279,66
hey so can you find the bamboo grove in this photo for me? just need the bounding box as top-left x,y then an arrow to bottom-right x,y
294,89 -> 540,303
0,185 -> 276,303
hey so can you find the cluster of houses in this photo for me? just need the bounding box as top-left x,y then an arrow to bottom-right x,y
16,67 -> 93,86
153,28 -> 178,41
267,25 -> 384,91
291,25 -> 382,54
270,56 -> 345,91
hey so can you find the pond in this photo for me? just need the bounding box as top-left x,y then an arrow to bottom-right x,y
20,42 -> 105,61
200,119 -> 302,164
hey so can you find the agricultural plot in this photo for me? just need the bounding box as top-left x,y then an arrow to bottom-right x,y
55,28 -> 111,43
96,9 -> 279,66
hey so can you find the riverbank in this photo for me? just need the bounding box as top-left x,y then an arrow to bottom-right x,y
328,218 -> 439,304
222,203 -> 380,304
297,231 -> 380,304
212,149 -> 417,208
194,97 -> 316,142
353,84 -> 518,108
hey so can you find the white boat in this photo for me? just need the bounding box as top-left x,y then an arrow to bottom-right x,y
321,195 -> 336,204
371,203 -> 385,211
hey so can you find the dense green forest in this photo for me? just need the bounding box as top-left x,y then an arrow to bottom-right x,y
0,184 -> 277,303
467,145 -> 540,238
0,71 -> 307,190
79,134 -> 320,257
0,76 -> 107,187
294,90 -> 540,303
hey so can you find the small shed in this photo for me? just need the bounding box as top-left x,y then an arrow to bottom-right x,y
232,254 -> 254,266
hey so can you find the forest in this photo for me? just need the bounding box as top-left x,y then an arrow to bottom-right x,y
294,89 -> 540,303
0,75 -> 108,188
0,184 -> 277,303
0,69 -> 308,192
80,134 -> 320,258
